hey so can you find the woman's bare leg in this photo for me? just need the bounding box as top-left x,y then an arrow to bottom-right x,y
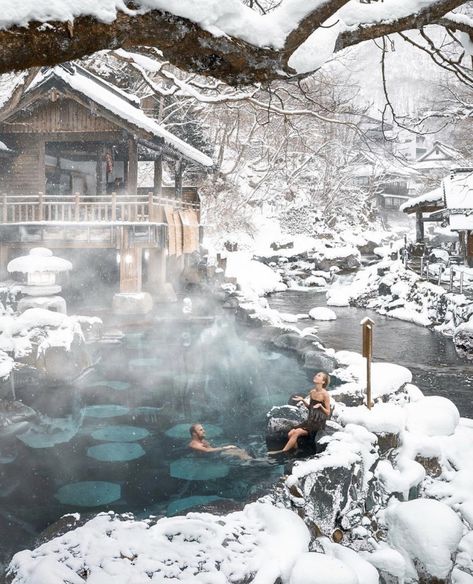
282,428 -> 308,452
268,428 -> 308,454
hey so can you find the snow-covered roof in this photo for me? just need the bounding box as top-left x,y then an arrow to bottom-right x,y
443,169 -> 473,231
400,188 -> 444,214
416,141 -> 462,164
22,65 -> 212,168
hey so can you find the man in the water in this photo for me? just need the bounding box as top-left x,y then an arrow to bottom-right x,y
188,424 -> 252,460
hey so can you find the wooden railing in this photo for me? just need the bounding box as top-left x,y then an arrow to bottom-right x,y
1,192 -> 200,224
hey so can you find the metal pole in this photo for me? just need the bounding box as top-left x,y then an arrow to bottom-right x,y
460,271 -> 464,294
420,257 -> 424,277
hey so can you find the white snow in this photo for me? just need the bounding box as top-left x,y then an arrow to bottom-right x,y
309,307 -> 337,321
289,552 -> 358,584
385,499 -> 464,580
336,403 -> 406,435
225,252 -> 287,297
8,248 -> 72,274
405,396 -> 460,437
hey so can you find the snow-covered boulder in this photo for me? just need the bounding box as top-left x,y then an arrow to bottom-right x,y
315,247 -> 361,272
326,288 -> 351,307
309,307 -> 337,321
454,318 -> 473,357
289,552 -> 359,584
386,499 -> 464,581
405,396 -> 460,437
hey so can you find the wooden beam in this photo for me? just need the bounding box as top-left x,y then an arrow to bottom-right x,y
119,247 -> 142,293
416,210 -> 425,243
175,159 -> 183,200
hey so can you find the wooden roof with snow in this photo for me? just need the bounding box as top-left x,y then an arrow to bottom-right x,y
0,64 -> 212,168
442,169 -> 473,231
400,187 -> 445,214
413,141 -> 463,172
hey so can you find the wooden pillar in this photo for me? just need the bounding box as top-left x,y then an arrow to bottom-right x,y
96,146 -> 106,195
0,246 -> 9,281
127,137 -> 138,197
119,246 -> 142,293
118,227 -> 142,293
415,211 -> 424,243
175,159 -> 183,200
154,155 -> 163,198
147,248 -> 167,291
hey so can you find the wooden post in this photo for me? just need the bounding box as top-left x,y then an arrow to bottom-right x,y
74,192 -> 80,221
111,191 -> 117,221
38,191 -> 44,221
175,159 -> 183,200
154,155 -> 163,198
2,193 -> 7,223
119,246 -> 142,293
361,317 -> 374,410
0,245 -> 8,280
449,268 -> 454,291
127,137 -> 138,198
460,270 -> 464,294
415,211 -> 424,243
148,191 -> 154,222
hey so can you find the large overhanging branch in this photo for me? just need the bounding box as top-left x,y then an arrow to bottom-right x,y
0,0 -> 471,85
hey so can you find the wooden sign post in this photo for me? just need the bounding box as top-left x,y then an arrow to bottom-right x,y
361,317 -> 375,409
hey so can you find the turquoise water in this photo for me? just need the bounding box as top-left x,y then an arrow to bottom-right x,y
0,315 -> 309,568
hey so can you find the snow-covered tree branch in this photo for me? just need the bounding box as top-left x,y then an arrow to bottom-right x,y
0,0 -> 471,84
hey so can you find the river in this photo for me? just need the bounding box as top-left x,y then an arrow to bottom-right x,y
268,288 -> 473,417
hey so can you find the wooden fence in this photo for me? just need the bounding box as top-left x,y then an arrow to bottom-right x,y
1,192 -> 199,224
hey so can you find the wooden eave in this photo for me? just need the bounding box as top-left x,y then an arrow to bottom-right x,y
403,202 -> 445,215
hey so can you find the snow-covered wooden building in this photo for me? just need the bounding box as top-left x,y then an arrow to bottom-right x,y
401,168 -> 473,266
0,64 -> 212,310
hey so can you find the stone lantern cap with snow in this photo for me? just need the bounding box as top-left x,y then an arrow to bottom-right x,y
7,247 -> 72,297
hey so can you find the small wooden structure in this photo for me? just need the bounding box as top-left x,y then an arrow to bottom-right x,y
0,64 -> 212,301
400,187 -> 445,243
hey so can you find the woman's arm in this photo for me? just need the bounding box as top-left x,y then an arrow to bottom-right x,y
292,394 -> 310,408
318,394 -> 331,417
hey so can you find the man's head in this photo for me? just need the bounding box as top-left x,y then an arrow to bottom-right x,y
189,423 -> 205,440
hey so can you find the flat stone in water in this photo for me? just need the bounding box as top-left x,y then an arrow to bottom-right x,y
0,450 -> 16,464
170,457 -> 230,481
87,442 -> 145,462
55,481 -> 121,507
89,381 -> 130,391
167,495 -> 223,516
91,425 -> 149,442
165,423 -> 222,440
83,405 -> 129,418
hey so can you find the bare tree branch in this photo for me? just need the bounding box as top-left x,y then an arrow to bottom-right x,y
0,0 -> 470,85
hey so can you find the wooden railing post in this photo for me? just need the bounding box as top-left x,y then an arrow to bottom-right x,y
38,191 -> 44,221
111,191 -> 117,221
2,194 -> 7,223
74,192 -> 80,221
148,191 -> 153,222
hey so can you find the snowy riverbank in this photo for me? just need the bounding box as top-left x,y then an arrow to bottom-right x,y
6,256 -> 473,584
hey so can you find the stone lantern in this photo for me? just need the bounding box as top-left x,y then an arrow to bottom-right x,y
7,247 -> 72,314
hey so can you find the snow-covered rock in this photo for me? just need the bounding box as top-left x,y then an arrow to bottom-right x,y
309,307 -> 337,321
405,396 -> 460,437
385,499 -> 464,580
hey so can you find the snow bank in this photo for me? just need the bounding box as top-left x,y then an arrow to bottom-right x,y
386,499 -> 464,579
289,552 -> 358,584
8,503 -> 310,584
337,403 -> 406,434
225,252 -> 286,297
405,396 -> 460,437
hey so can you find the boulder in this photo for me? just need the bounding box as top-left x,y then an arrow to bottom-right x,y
112,292 -> 153,315
301,349 -> 338,373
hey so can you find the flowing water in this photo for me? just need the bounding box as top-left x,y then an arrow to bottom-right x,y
269,288 -> 473,417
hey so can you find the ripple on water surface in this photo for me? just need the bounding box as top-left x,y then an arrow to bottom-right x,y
55,481 -> 121,507
170,457 -> 230,480
87,442 -> 146,462
89,380 -> 131,392
90,425 -> 150,442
